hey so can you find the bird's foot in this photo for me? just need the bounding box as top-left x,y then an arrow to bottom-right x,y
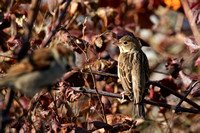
118,92 -> 129,103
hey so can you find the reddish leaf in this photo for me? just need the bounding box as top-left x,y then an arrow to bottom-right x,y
178,70 -> 200,90
40,95 -> 53,109
191,82 -> 200,97
7,35 -> 22,50
191,3 -> 200,24
184,36 -> 200,53
188,0 -> 200,9
179,71 -> 192,89
195,56 -> 200,67
19,97 -> 30,110
150,86 -> 161,101
159,78 -> 180,97
102,96 -> 111,113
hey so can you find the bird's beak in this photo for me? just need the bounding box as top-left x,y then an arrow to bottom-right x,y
113,41 -> 120,47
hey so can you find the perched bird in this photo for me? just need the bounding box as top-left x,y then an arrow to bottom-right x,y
116,35 -> 149,118
0,46 -> 73,97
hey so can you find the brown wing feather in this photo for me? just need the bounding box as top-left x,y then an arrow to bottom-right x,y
118,53 -> 133,98
6,48 -> 54,78
131,50 -> 149,118
31,48 -> 54,70
7,58 -> 34,77
131,51 -> 148,102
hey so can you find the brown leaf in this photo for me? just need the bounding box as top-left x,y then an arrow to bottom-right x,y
94,36 -> 103,48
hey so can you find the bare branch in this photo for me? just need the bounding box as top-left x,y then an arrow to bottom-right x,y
175,80 -> 200,113
41,0 -> 72,48
72,87 -> 199,113
181,0 -> 200,45
148,81 -> 200,110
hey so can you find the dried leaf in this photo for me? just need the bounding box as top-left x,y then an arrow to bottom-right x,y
194,56 -> 200,67
184,36 -> 200,53
179,71 -> 193,89
94,36 -> 103,48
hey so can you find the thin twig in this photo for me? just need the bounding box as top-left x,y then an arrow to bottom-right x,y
41,0 -> 72,48
175,80 -> 200,113
71,87 -> 199,113
71,70 -> 118,77
162,112 -> 172,133
81,17 -> 107,124
66,70 -> 200,111
152,70 -> 169,75
181,0 -> 200,45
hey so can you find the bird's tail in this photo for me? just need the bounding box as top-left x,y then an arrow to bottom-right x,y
133,101 -> 145,118
133,94 -> 145,118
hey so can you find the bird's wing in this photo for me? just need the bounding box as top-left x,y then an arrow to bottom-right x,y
7,48 -> 54,77
118,53 -> 133,98
143,52 -> 149,82
131,51 -> 149,102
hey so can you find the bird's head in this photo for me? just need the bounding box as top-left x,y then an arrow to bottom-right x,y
114,35 -> 141,53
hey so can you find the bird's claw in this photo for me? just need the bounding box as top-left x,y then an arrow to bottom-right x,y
118,92 -> 128,103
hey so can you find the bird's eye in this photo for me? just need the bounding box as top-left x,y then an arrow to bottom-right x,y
124,42 -> 128,45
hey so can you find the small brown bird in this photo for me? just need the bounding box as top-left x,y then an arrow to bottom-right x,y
0,46 -> 73,97
116,35 -> 149,118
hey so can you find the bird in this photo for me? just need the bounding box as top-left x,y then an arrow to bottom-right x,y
0,45 -> 73,97
115,35 -> 149,118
